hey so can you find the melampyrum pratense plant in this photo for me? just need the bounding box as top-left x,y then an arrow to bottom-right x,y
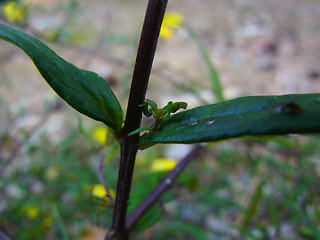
1,0 -> 320,239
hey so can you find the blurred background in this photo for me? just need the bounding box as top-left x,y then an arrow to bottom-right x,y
1,0 -> 320,239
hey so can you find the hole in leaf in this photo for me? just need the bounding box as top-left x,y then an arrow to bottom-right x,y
188,121 -> 198,126
277,101 -> 301,115
206,119 -> 217,126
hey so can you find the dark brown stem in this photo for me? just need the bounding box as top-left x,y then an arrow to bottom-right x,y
125,145 -> 203,231
105,1 -> 168,239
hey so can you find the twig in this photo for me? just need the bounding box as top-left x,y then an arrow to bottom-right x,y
125,144 -> 203,230
97,154 -> 115,205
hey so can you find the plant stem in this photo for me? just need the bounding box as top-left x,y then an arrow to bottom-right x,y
125,144 -> 203,230
105,0 -> 168,239
0,231 -> 13,240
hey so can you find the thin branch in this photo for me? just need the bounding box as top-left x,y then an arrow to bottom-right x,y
125,144 -> 204,230
97,154 -> 115,205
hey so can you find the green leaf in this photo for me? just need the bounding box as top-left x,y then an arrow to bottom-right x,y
140,94 -> 320,147
130,203 -> 163,232
166,222 -> 210,240
128,173 -> 164,232
0,24 -> 123,134
176,171 -> 198,191
241,181 -> 265,229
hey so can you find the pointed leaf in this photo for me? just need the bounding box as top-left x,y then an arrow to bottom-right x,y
0,24 -> 123,133
140,94 -> 320,146
241,181 -> 265,228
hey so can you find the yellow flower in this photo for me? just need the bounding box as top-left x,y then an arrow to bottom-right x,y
160,12 -> 184,39
160,26 -> 174,39
43,216 -> 54,228
25,206 -> 40,220
151,158 -> 177,172
92,127 -> 110,145
91,184 -> 116,201
3,2 -> 28,23
46,166 -> 59,180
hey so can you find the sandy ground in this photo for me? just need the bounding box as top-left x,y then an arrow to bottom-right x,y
1,0 -> 320,121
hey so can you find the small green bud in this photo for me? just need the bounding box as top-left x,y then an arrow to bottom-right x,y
140,99 -> 158,117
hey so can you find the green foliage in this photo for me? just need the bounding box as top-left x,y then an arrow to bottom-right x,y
128,173 -> 165,232
129,100 -> 188,137
0,23 -> 123,134
0,131 -> 116,239
140,94 -> 320,147
128,170 -> 198,233
2,130 -> 320,239
140,99 -> 188,120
